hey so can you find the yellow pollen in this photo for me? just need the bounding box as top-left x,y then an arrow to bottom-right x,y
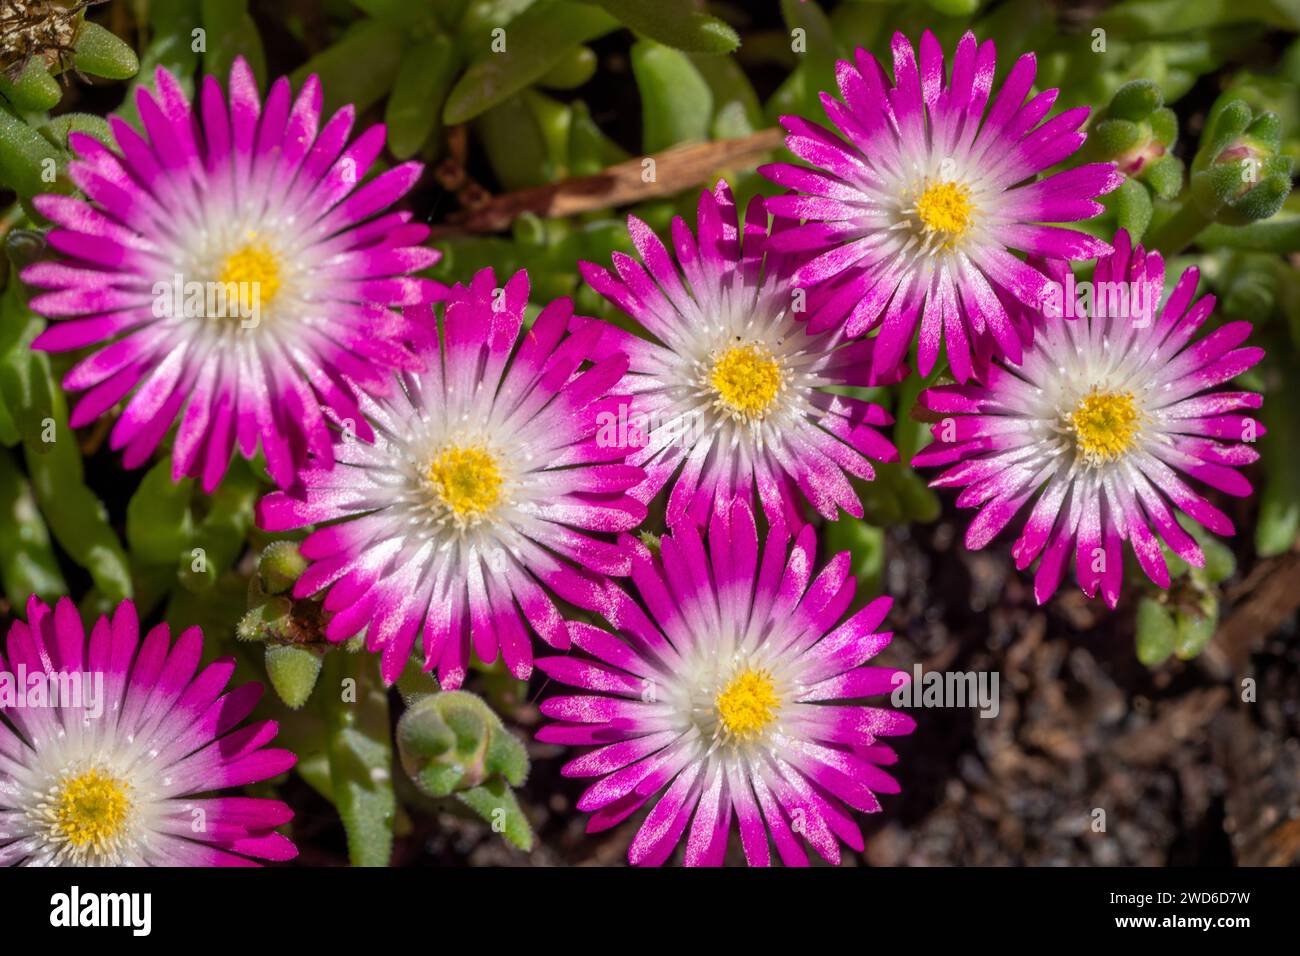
1068,389 -> 1140,464
54,768 -> 132,851
716,669 -> 780,739
710,344 -> 782,419
914,180 -> 974,240
429,445 -> 504,520
219,238 -> 282,308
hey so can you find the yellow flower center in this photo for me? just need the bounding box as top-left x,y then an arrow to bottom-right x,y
914,180 -> 974,242
54,767 -> 132,852
429,445 -> 504,521
219,238 -> 282,309
1068,389 -> 1141,464
710,344 -> 783,419
716,669 -> 780,739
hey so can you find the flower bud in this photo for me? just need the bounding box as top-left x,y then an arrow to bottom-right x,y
258,540 -> 308,595
1191,100 -> 1293,225
236,595 -> 293,643
1087,81 -> 1184,199
396,691 -> 528,798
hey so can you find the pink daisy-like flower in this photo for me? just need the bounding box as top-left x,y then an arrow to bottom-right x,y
912,231 -> 1264,607
21,58 -> 444,492
579,181 -> 901,530
0,597 -> 296,866
537,499 -> 915,866
759,30 -> 1122,382
257,268 -> 646,688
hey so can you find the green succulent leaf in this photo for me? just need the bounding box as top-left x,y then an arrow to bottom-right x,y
200,0 -> 266,87
177,458 -> 258,592
385,34 -> 461,159
126,458 -> 195,566
443,1 -> 618,125
293,19 -> 404,117
0,61 -> 62,112
1110,177 -> 1155,239
630,39 -> 712,152
1256,367 -> 1300,556
0,102 -> 67,203
457,778 -> 534,851
0,446 -> 66,605
1173,595 -> 1218,660
592,0 -> 740,54
537,45 -> 597,90
1136,596 -> 1177,666
73,21 -> 140,81
266,644 -> 325,710
322,652 -> 396,867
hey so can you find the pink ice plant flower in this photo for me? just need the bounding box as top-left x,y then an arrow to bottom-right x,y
759,30 -> 1122,382
912,231 -> 1264,607
537,498 -> 915,866
257,269 -> 646,688
0,597 -> 296,866
21,58 -> 444,492
580,181 -> 902,530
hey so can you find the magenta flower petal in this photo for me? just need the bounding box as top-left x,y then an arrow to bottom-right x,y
581,180 -> 901,531
257,269 -> 647,688
22,59 -> 447,492
536,498 -> 915,867
0,597 -> 296,866
913,231 -> 1264,607
760,30 -> 1122,381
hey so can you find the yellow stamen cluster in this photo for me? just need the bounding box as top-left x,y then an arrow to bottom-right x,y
53,767 -> 132,853
715,669 -> 780,739
219,238 -> 282,308
429,445 -> 504,522
1068,389 -> 1141,465
710,344 -> 783,419
913,180 -> 974,244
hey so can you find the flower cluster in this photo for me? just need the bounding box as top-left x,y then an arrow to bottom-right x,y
7,26 -> 1266,867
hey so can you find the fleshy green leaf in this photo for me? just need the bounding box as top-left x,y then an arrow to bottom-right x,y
1173,595 -> 1218,660
443,1 -> 618,125
322,652 -> 396,867
266,644 -> 325,710
293,19 -> 404,116
1256,366 -> 1300,556
537,45 -> 597,90
40,113 -> 114,152
781,0 -> 837,115
476,93 -> 551,190
0,102 -> 67,202
458,779 -> 534,851
385,34 -> 461,159
0,446 -> 66,605
0,61 -> 61,112
126,457 -> 195,566
592,0 -> 739,53
823,515 -> 885,596
73,22 -> 140,81
114,0 -> 202,126
1136,597 -> 1177,666
177,458 -> 258,592
200,0 -> 266,87
689,52 -> 763,140
630,39 -> 712,152
1110,177 -> 1155,239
